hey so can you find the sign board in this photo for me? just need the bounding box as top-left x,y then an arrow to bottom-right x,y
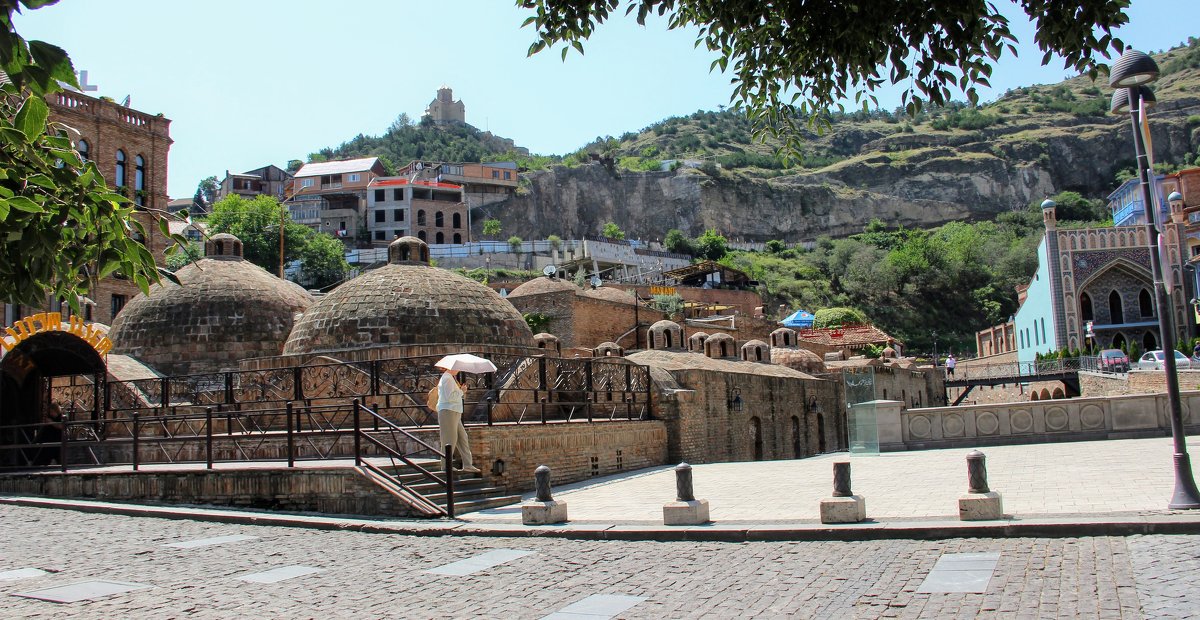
1,312 -> 112,357
650,285 -> 677,296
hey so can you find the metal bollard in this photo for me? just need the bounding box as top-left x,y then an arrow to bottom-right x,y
832,462 -> 852,497
966,450 -> 989,494
675,463 -> 695,502
534,465 -> 553,502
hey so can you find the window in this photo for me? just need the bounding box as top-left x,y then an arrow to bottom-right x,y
347,173 -> 360,182
1040,318 -> 1046,344
418,230 -> 427,241
77,139 -> 89,162
339,220 -> 346,231
492,170 -> 499,178
435,231 -> 444,244
374,189 -> 385,202
1109,291 -> 1124,324
374,230 -> 385,241
1080,292 -> 1093,322
435,211 -> 444,227
393,188 -> 403,201
375,210 -> 385,223
452,213 -> 461,229
1139,288 -> 1153,318
453,233 -> 462,244
111,294 -> 128,317
417,210 -> 426,225
394,209 -> 403,221
504,171 -> 511,180
134,155 -> 145,205
115,149 -> 126,187
302,178 -> 314,188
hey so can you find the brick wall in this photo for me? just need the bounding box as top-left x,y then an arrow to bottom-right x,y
572,297 -> 642,349
1081,369 -> 1200,397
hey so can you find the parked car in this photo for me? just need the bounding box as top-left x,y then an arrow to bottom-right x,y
1135,350 -> 1192,371
1097,349 -> 1130,373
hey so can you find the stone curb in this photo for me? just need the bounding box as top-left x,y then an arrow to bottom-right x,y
3,495 -> 1200,542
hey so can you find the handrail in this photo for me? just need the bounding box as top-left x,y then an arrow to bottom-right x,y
353,399 -> 453,517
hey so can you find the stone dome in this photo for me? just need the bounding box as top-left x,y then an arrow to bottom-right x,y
507,277 -> 578,298
283,236 -> 534,355
647,320 -> 684,350
772,347 -> 827,375
740,339 -> 770,362
580,286 -> 638,305
109,234 -> 314,375
704,333 -> 736,359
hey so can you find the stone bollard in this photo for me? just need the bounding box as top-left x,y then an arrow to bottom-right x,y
819,462 -> 867,523
522,465 -> 568,525
663,463 -> 710,525
958,450 -> 1003,521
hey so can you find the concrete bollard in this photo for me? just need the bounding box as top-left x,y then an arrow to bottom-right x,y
958,450 -> 1003,521
820,461 -> 866,523
663,463 -> 710,525
522,465 -> 568,525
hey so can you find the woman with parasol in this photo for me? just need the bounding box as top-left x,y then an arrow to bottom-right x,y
433,354 -> 495,474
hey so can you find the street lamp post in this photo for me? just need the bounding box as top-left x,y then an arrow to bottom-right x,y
1110,48 -> 1200,509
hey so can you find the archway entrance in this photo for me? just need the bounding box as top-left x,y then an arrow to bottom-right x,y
1,329 -> 107,467
748,416 -> 763,461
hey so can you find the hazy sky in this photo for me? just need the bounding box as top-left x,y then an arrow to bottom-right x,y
15,1 -> 1196,198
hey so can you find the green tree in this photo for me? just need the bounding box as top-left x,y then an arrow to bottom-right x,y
482,218 -> 502,238
0,1 -> 184,308
207,195 -> 311,275
165,241 -> 202,272
663,228 -> 694,255
765,239 -> 787,254
814,307 -> 868,328
601,222 -> 625,241
547,234 -> 563,251
519,1 -> 1127,157
694,228 -> 728,261
299,232 -> 349,289
286,159 -> 304,173
508,235 -> 523,253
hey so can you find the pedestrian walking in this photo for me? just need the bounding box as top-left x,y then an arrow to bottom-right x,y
946,354 -> 957,377
433,368 -> 479,473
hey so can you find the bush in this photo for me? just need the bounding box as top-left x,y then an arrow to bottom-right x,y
813,307 -> 868,328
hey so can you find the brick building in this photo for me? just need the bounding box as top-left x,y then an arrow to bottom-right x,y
2,90 -> 173,328
287,157 -> 386,245
217,164 -> 292,204
398,160 -> 519,212
366,178 -> 468,246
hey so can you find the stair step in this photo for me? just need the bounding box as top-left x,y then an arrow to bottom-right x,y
421,487 -> 511,503
448,495 -> 524,514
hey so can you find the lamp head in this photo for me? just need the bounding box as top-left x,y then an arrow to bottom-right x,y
1109,48 -> 1160,88
1110,86 -> 1156,115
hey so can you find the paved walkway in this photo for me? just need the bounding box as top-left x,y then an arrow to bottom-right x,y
463,436 -> 1200,523
2,504 -> 1197,618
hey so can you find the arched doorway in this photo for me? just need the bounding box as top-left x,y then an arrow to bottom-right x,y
1143,331 -> 1157,352
1112,333 -> 1126,351
1,329 -> 106,467
748,416 -> 763,461
1109,291 -> 1124,325
791,415 -> 801,458
816,413 -> 827,453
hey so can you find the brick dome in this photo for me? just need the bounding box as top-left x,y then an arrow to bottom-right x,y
771,347 -> 827,375
283,236 -> 534,355
109,234 -> 314,375
507,276 -> 578,297
580,286 -> 638,305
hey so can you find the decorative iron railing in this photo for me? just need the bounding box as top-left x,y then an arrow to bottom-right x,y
945,357 -> 1083,382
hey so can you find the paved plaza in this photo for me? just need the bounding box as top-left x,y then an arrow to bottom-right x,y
463,436 -> 1200,524
0,503 -> 1198,618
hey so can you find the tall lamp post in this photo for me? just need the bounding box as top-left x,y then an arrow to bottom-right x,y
1110,48 -> 1200,509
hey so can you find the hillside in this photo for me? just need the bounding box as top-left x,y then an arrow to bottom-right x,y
311,115 -> 525,173
487,39 -> 1200,241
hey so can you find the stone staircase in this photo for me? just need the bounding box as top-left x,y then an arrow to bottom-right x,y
360,459 -> 521,517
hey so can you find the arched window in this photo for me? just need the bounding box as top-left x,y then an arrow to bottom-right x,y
1139,288 -> 1153,318
664,331 -> 673,349
1112,332 -> 1126,351
435,211 -> 444,227
435,231 -> 444,244
115,149 -> 126,187
452,233 -> 462,244
134,154 -> 145,205
416,210 -> 426,226
452,213 -> 462,229
417,230 -> 427,241
1109,290 -> 1123,324
1143,331 -> 1157,352
77,139 -> 89,162
1080,292 -> 1093,322
719,341 -> 728,357
791,416 -> 802,458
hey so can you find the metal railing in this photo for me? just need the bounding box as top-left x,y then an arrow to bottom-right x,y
946,357 -> 1083,382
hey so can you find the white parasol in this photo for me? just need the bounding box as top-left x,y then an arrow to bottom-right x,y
434,353 -> 498,374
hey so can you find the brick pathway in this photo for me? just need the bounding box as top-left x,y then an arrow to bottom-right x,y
464,436 -> 1200,523
0,505 -> 1196,618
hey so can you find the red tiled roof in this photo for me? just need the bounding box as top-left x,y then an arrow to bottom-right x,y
794,324 -> 899,348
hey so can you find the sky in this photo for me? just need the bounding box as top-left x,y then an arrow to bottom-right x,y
14,1 -> 1197,199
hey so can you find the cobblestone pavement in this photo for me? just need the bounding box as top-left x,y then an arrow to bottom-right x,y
1,505 -> 1197,618
464,436 -> 1200,523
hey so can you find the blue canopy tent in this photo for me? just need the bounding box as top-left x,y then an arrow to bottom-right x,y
780,310 -> 815,329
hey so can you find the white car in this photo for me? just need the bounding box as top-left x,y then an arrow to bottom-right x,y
1136,350 -> 1192,370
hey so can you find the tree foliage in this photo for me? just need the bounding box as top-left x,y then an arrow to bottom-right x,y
518,0 -> 1128,158
206,195 -> 346,287
601,222 -> 625,241
813,307 -> 868,329
694,228 -> 727,260
482,218 -> 502,238
0,0 -> 184,308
